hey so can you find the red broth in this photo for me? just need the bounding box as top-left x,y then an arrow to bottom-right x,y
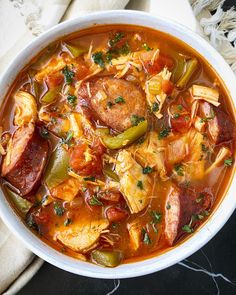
0,25 -> 235,267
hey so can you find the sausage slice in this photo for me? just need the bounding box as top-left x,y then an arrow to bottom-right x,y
90,78 -> 147,132
1,124 -> 48,195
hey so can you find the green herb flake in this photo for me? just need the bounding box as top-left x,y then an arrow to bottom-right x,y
173,113 -> 180,119
137,180 -> 144,190
224,158 -> 233,167
107,101 -> 114,108
200,109 -> 215,123
54,202 -> 65,216
152,102 -> 159,113
115,96 -> 125,104
62,65 -> 75,85
174,163 -> 184,176
142,228 -> 152,244
182,224 -> 193,233
143,166 -> 153,174
196,193 -> 205,203
177,104 -> 183,111
83,176 -> 96,182
158,127 -> 170,140
142,43 -> 153,51
185,116 -> 190,121
40,126 -> 49,139
130,114 -> 145,126
89,195 -> 103,206
92,51 -> 105,68
166,203 -> 171,210
67,94 -> 77,107
150,211 -> 162,224
108,32 -> 124,47
62,130 -> 74,146
201,143 -> 209,153
64,218 -> 72,226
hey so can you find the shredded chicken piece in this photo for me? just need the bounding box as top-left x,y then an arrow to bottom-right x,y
51,177 -> 82,201
127,220 -> 142,250
14,91 -> 37,126
54,219 -> 109,252
206,147 -> 231,174
35,58 -> 66,82
115,150 -> 152,213
145,68 -> 172,119
191,85 -> 220,107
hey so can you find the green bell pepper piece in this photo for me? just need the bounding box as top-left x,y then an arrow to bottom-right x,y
103,167 -> 120,182
41,86 -> 60,104
65,43 -> 86,58
91,250 -> 123,267
176,58 -> 198,89
99,120 -> 148,150
44,144 -> 69,189
5,187 -> 33,217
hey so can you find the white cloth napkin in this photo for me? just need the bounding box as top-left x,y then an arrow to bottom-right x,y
1,0 -> 234,294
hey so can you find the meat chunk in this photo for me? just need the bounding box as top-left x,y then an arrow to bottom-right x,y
115,150 -> 152,214
50,177 -> 82,201
90,78 -> 147,132
54,219 -> 109,252
1,124 -> 48,195
127,220 -> 142,251
164,185 -> 180,246
199,102 -> 234,143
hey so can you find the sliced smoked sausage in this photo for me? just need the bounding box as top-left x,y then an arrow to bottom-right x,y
1,124 -> 48,195
90,78 -> 147,132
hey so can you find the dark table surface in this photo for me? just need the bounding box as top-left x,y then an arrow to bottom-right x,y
19,1 -> 236,294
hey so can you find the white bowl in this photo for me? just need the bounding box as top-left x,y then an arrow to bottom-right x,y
0,10 -> 235,279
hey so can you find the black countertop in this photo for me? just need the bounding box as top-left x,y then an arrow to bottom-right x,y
19,1 -> 236,294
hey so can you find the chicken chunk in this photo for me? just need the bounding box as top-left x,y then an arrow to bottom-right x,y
127,220 -> 142,251
115,150 -> 152,213
164,185 -> 180,246
50,177 -> 82,201
14,91 -> 37,126
1,124 -> 48,195
90,78 -> 147,132
167,136 -> 188,165
55,219 -> 109,252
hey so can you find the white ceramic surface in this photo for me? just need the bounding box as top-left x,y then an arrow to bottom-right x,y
0,10 -> 235,279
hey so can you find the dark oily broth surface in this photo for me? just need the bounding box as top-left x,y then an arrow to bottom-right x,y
0,25 -> 235,267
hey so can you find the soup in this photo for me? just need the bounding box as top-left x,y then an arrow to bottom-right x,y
0,25 -> 235,267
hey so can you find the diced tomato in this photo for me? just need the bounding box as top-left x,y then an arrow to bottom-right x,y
69,142 -> 103,175
74,64 -> 90,81
99,191 -> 121,202
171,115 -> 191,133
91,137 -> 105,155
144,54 -> 174,75
106,207 -> 128,222
46,73 -> 64,88
162,80 -> 174,95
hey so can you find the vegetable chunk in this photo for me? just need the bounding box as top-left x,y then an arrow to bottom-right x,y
115,150 -> 152,213
55,219 -> 109,252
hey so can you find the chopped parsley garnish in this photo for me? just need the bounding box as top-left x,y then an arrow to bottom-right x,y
92,51 -> 105,68
108,32 -> 124,47
185,116 -> 190,121
137,180 -> 144,190
67,94 -> 77,107
51,117 -> 58,124
201,143 -> 209,153
142,43 -> 153,51
182,224 -> 193,233
152,102 -> 159,112
120,42 -> 130,55
200,109 -> 215,123
142,228 -> 152,244
64,218 -> 72,226
166,203 -> 171,210
62,130 -> 74,145
174,163 -> 184,176
40,126 -> 49,139
62,65 -> 74,85
107,101 -> 114,108
173,113 -> 180,119
130,114 -> 145,126
224,158 -> 233,167
143,166 -> 153,174
196,193 -> 205,203
158,127 -> 170,140
83,176 -> 96,182
184,180 -> 190,188
115,96 -> 125,104
150,211 -> 162,224
54,202 -> 65,216
89,195 -> 103,206
26,214 -> 39,231
177,104 -> 183,111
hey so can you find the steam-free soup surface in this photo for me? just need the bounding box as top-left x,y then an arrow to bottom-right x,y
0,25 -> 235,267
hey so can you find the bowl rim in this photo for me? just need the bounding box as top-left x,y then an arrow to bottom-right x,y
0,9 -> 235,279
